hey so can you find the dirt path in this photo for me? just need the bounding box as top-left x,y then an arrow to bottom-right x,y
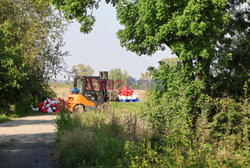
0,114 -> 60,168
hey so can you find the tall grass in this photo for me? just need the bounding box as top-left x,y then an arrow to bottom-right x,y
55,99 -> 249,167
55,105 -> 148,168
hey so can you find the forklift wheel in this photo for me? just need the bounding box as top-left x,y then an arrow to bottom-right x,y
100,103 -> 110,113
73,104 -> 85,113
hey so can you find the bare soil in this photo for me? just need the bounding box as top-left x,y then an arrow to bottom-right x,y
0,114 -> 60,168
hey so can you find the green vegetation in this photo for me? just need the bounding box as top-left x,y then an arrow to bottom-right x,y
51,0 -> 119,33
1,0 -> 249,167
56,90 -> 249,167
108,68 -> 129,81
73,64 -> 95,76
0,0 -> 67,117
110,102 -> 143,113
0,114 -> 12,123
136,64 -> 249,167
161,57 -> 179,67
55,107 -> 148,167
53,1 -> 249,167
0,138 -> 16,148
53,0 -> 249,97
116,0 -> 249,97
140,71 -> 151,81
108,68 -> 130,89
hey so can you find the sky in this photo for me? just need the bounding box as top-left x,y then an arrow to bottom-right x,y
60,2 -> 174,80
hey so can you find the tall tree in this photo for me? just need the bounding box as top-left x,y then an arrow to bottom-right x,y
108,68 -> 129,89
52,0 -> 249,96
51,0 -> 119,33
109,68 -> 128,80
116,0 -> 249,94
72,64 -> 95,76
0,0 -> 67,110
211,2 -> 250,97
161,57 -> 179,67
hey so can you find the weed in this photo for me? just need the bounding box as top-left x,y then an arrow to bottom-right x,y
0,114 -> 12,124
0,104 -> 41,124
0,138 -> 16,148
55,92 -> 249,167
55,106 -> 149,167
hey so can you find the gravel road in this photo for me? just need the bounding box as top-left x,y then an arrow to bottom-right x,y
0,114 -> 61,168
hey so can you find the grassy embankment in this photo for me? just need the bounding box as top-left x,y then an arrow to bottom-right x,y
55,99 -> 249,168
53,83 -> 249,167
55,102 -> 148,167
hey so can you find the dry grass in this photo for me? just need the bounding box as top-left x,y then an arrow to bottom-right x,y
119,112 -> 149,141
50,85 -> 71,100
55,108 -> 149,167
134,90 -> 147,101
51,84 -> 147,101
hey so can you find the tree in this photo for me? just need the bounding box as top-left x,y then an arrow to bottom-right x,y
108,68 -> 129,89
53,0 -> 249,96
210,2 -> 250,97
0,0 -> 67,111
72,64 -> 95,76
116,0 -> 249,95
0,31 -> 28,109
161,57 -> 179,67
51,0 -> 119,33
109,68 -> 128,80
140,71 -> 151,80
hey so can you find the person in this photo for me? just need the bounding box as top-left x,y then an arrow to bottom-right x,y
70,87 -> 79,94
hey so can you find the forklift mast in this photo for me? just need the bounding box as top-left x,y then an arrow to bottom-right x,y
73,71 -> 109,105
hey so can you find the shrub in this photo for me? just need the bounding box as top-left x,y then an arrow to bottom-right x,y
55,110 -> 142,167
55,70 -> 249,167
125,63 -> 250,167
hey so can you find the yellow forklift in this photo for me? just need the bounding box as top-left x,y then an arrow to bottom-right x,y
67,71 -> 110,112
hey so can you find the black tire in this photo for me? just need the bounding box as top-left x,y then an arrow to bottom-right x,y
73,104 -> 85,113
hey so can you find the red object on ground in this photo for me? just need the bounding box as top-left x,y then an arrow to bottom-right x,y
37,102 -> 44,110
35,98 -> 67,114
119,85 -> 133,96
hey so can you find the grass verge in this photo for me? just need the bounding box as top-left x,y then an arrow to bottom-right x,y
55,99 -> 249,168
0,105 -> 45,124
55,102 -> 148,168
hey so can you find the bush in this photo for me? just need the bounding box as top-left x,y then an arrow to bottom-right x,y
55,62 -> 249,167
55,109 -> 147,167
0,0 -> 66,116
124,63 -> 250,167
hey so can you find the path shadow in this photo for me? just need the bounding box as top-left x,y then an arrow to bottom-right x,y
0,132 -> 60,168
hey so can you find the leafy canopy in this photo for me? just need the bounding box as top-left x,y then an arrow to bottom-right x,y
72,64 -> 95,76
0,0 -> 67,109
108,68 -> 129,88
52,0 -> 249,96
51,0 -> 119,33
118,0 -> 234,78
109,68 -> 128,81
53,0 -> 248,76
